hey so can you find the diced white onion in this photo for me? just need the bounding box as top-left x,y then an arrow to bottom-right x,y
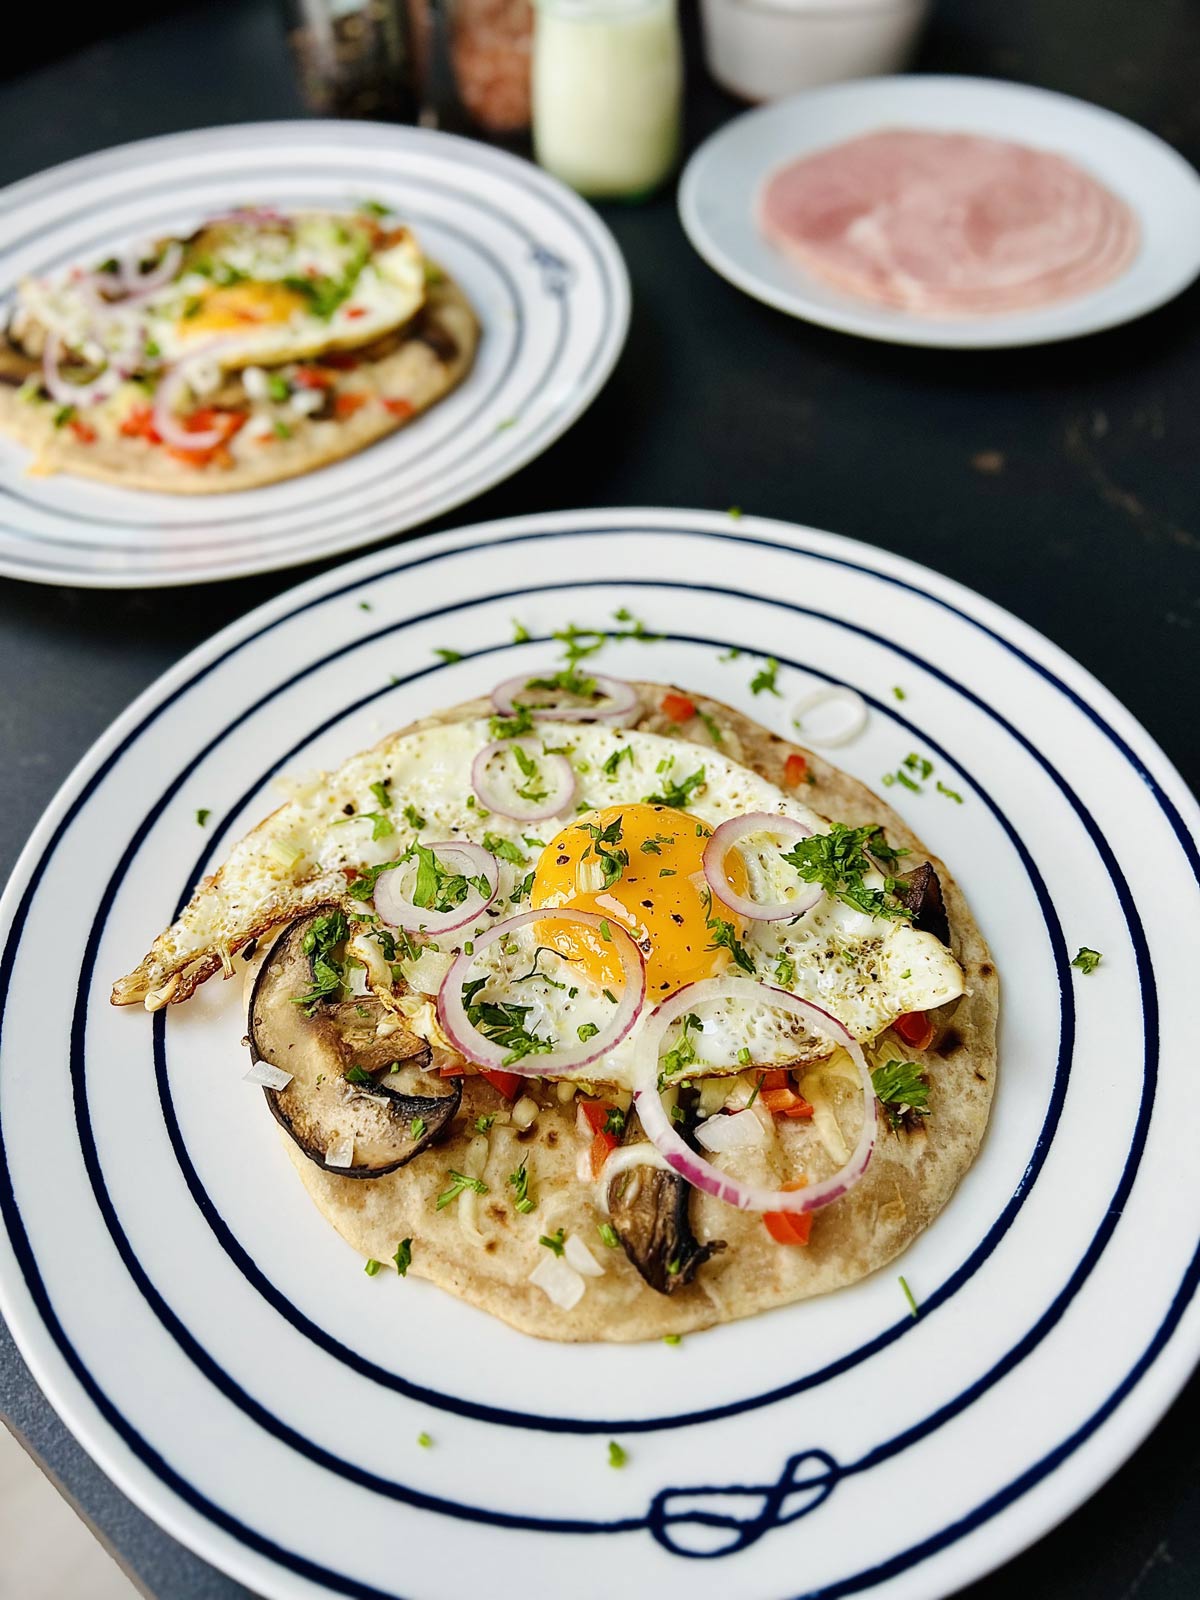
290,387 -> 324,416
564,1234 -> 605,1278
243,1060 -> 293,1090
791,685 -> 869,749
556,1081 -> 578,1105
464,1133 -> 490,1177
325,1134 -> 355,1168
242,366 -> 269,400
512,1096 -> 539,1130
529,1253 -> 586,1310
695,1109 -> 767,1154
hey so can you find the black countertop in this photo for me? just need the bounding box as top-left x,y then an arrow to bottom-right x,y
1,1 -> 1198,1595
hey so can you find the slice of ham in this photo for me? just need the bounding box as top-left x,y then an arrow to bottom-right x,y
759,129 -> 1139,318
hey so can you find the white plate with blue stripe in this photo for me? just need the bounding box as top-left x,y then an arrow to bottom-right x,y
0,123 -> 628,588
1,507 -> 1198,1599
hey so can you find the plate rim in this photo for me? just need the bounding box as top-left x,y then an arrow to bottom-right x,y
2,506 -> 1199,1600
678,74 -> 1200,350
0,120 -> 631,590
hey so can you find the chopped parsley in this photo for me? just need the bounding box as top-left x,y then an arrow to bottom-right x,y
611,606 -> 660,643
699,711 -> 723,744
659,1014 -> 700,1081
509,1158 -> 536,1214
1072,946 -> 1103,975
292,909 -> 349,1013
577,1022 -> 600,1042
892,686 -> 907,701
603,1107 -> 626,1136
195,808 -> 211,827
344,1064 -> 374,1086
577,814 -> 628,889
417,1431 -> 433,1448
781,823 -> 909,921
345,859 -> 402,903
727,505 -> 742,520
409,842 -> 490,915
775,953 -> 796,988
526,665 -> 597,699
369,779 -> 392,811
603,745 -> 634,778
905,752 -> 934,780
512,618 -> 531,643
483,831 -> 527,866
639,833 -> 674,855
539,1228 -> 566,1255
936,781 -> 964,804
489,703 -> 535,740
410,1117 -> 427,1140
899,1275 -> 919,1319
474,1114 -> 495,1134
662,1333 -> 682,1346
707,916 -> 756,975
394,1239 -> 413,1275
554,623 -> 606,664
871,1060 -> 930,1129
608,1440 -> 628,1468
433,647 -> 462,663
364,1258 -> 382,1276
750,657 -> 781,697
597,1222 -> 620,1249
462,980 -> 552,1066
359,198 -> 392,216
643,765 -> 706,809
436,1170 -> 488,1210
403,802 -> 426,829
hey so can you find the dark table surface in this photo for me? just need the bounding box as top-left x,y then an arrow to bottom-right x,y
1,0 -> 1198,1596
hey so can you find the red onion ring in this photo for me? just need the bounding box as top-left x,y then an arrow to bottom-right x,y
117,240 -> 183,298
702,813 -> 821,922
41,332 -> 122,409
438,909 -> 645,1078
373,841 -> 498,935
490,672 -> 639,727
632,977 -> 876,1214
471,738 -> 576,822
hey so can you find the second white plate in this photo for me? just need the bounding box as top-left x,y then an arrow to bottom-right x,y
0,121 -> 629,587
679,75 -> 1200,348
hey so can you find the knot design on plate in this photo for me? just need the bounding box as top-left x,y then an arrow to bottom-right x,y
530,243 -> 574,297
646,1449 -> 842,1558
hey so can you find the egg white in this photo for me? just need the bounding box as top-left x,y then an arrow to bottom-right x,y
180,716 -> 964,1089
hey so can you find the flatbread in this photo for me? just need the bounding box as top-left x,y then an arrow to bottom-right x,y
225,686 -> 998,1341
0,271 -> 477,494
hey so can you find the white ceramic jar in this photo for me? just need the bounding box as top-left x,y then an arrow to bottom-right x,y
532,0 -> 683,199
699,0 -> 929,102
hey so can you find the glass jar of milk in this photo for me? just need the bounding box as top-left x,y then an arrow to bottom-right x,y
533,0 -> 683,199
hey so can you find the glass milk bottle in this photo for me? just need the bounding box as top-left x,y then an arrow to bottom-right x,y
532,0 -> 683,200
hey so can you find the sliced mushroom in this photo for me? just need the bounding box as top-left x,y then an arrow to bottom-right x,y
895,862 -> 951,947
607,1113 -> 725,1295
247,909 -> 460,1178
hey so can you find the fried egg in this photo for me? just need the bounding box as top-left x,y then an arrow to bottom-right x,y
17,210 -> 426,374
119,715 -> 964,1088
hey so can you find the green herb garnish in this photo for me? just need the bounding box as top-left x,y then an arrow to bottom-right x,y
196,808 -> 211,827
643,765 -> 706,809
539,1228 -> 566,1256
1072,946 -> 1102,975
436,1170 -> 488,1210
292,909 -> 349,1013
509,1158 -> 536,1214
871,1060 -> 930,1130
750,657 -> 781,696
608,1441 -> 628,1468
781,823 -> 909,921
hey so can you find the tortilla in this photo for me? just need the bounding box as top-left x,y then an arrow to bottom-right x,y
115,684 -> 996,1342
0,271 -> 478,494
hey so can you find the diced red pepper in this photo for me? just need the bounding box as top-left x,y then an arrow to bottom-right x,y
764,1179 -> 813,1246
320,351 -> 361,371
120,405 -> 160,442
162,408 -> 247,467
757,1069 -> 790,1091
382,397 -> 415,418
760,1086 -> 814,1119
588,1130 -> 619,1177
436,1062 -> 522,1098
68,418 -> 97,444
893,1011 -> 936,1051
293,366 -> 336,390
784,753 -> 808,787
344,306 -> 367,319
479,1067 -> 522,1100
661,692 -> 696,722
334,392 -> 369,418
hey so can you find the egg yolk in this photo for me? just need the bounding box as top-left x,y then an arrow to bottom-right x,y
177,281 -> 308,336
530,803 -> 749,997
